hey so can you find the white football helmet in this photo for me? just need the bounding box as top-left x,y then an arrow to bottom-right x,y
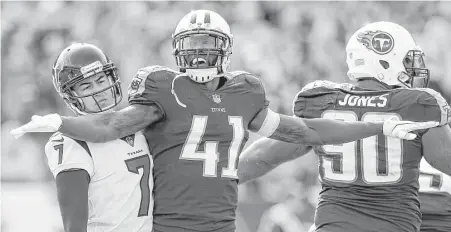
172,9 -> 233,83
346,21 -> 429,88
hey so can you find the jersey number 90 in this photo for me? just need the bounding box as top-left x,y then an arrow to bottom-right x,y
320,111 -> 403,184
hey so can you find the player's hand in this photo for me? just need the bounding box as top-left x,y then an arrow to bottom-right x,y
383,117 -> 439,140
10,114 -> 62,139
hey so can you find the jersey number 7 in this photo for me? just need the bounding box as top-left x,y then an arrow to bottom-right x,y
125,155 -> 152,217
179,115 -> 245,179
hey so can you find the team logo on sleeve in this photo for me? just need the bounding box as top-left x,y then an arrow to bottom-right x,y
128,70 -> 147,96
357,30 -> 394,55
129,78 -> 143,95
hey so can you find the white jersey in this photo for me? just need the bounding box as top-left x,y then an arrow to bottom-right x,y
418,158 -> 451,218
419,158 -> 451,194
45,131 -> 154,232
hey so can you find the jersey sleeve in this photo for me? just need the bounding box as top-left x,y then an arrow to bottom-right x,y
415,88 -> 451,126
44,133 -> 94,179
292,89 -> 307,118
418,88 -> 451,126
419,158 -> 451,193
241,72 -> 270,118
127,65 -> 174,113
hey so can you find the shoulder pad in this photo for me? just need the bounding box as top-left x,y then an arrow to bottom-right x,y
45,133 -> 72,156
45,133 -> 92,157
242,73 -> 265,95
412,88 -> 451,126
300,80 -> 354,93
47,132 -> 64,144
226,70 -> 251,79
136,65 -> 177,83
292,80 -> 353,117
128,65 -> 176,96
46,133 -> 74,147
140,65 -> 177,75
293,81 -> 353,111
44,133 -> 93,178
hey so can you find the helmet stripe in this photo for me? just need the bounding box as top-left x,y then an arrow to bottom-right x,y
190,12 -> 197,24
204,12 -> 210,24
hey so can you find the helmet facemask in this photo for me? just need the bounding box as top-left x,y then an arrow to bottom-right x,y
173,29 -> 232,83
55,62 -> 123,115
397,50 -> 430,88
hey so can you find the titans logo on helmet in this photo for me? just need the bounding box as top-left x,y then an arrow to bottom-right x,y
357,30 -> 394,55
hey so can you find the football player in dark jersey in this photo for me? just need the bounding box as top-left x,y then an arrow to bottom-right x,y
12,14 -> 439,232
238,21 -> 451,232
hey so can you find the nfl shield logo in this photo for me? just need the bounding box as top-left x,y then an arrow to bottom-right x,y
125,136 -> 135,147
212,94 -> 221,104
120,134 -> 135,147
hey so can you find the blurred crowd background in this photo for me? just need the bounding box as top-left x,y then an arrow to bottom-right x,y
2,1 -> 451,232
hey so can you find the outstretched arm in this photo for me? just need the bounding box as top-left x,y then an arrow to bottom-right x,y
249,108 -> 437,145
238,137 -> 311,183
58,104 -> 163,143
422,125 -> 451,176
249,109 -> 382,145
10,104 -> 163,142
273,116 -> 383,145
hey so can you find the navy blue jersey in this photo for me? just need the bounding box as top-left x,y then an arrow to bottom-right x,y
128,66 -> 269,232
293,80 -> 451,232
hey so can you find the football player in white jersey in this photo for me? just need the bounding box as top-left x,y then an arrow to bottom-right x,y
45,43 -> 153,232
419,157 -> 451,232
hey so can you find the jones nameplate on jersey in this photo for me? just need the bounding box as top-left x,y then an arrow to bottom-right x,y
336,93 -> 390,108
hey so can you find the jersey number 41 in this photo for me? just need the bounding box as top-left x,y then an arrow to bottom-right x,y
179,115 -> 245,179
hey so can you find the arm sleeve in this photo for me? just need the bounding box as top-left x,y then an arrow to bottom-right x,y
45,133 -> 94,179
244,74 -> 272,132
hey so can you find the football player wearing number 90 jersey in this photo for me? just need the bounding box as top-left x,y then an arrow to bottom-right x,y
15,13 -> 438,232
419,157 -> 451,232
238,22 -> 451,232
45,43 -> 154,232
